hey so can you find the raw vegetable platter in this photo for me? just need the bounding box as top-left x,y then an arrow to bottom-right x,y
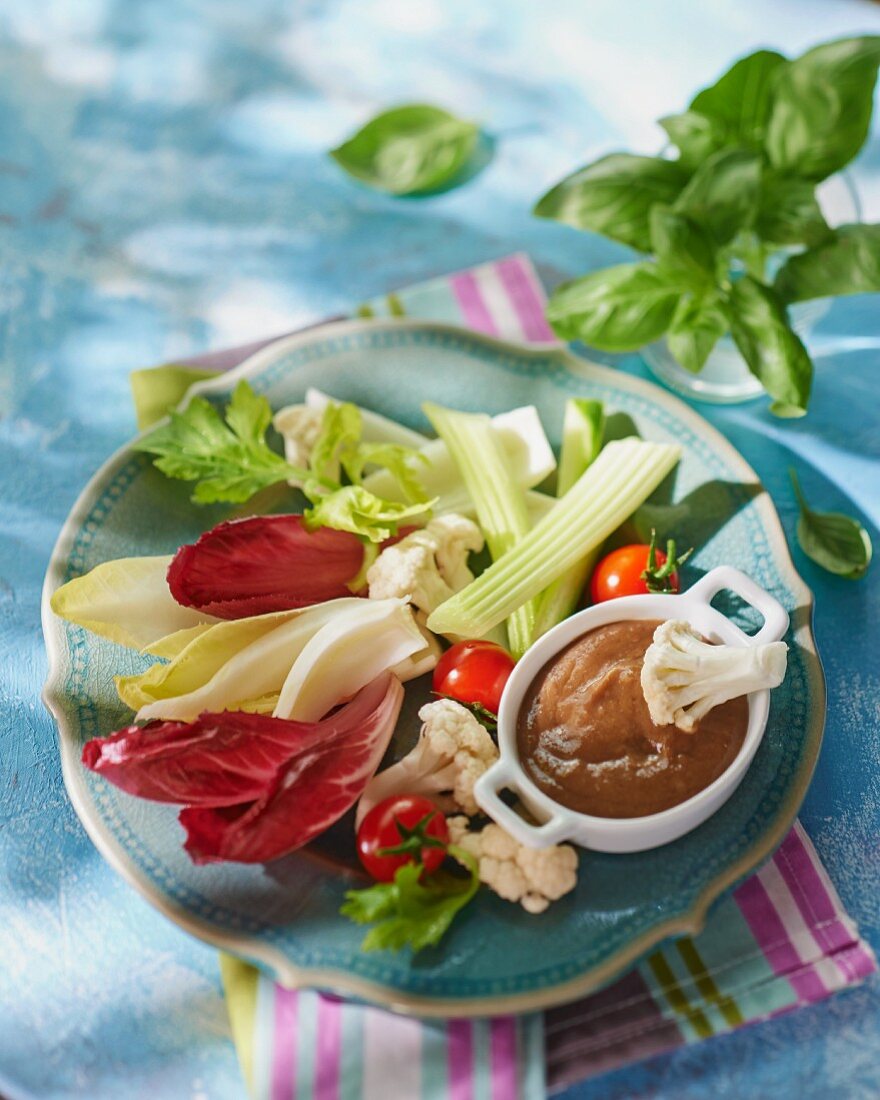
42,319 -> 824,1015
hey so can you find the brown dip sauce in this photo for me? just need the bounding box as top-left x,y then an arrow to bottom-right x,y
517,619 -> 748,818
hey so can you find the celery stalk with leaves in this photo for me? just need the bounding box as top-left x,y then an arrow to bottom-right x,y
423,402 -> 537,657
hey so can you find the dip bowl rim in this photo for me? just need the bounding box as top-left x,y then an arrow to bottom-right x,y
475,564 -> 790,852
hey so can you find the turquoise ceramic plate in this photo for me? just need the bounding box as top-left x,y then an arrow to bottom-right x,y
42,320 -> 825,1016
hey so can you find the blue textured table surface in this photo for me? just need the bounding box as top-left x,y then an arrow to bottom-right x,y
2,2 -> 879,1097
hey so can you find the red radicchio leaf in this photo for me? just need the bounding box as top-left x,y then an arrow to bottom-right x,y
81,708 -> 336,807
166,514 -> 366,618
179,673 -> 404,863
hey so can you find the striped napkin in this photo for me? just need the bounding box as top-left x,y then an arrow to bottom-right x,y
132,254 -> 876,1099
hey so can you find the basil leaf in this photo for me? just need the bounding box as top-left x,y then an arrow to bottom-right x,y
690,50 -> 788,148
661,52 -> 786,167
774,223 -> 880,303
755,174 -> 830,247
725,276 -> 812,416
659,111 -> 726,168
667,293 -> 728,373
330,105 -> 479,195
765,37 -> 880,181
674,148 -> 761,245
790,469 -> 872,578
546,263 -> 681,351
650,206 -> 716,288
534,154 -> 688,252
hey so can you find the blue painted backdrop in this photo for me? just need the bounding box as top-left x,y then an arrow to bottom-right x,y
1,1 -> 879,1097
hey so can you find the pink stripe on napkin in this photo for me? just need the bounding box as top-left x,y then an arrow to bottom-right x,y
314,994 -> 342,1100
271,988 -> 298,1100
490,1017 -> 519,1100
775,828 -> 877,983
735,876 -> 829,1003
450,272 -> 501,337
496,255 -> 556,342
447,1019 -> 474,1100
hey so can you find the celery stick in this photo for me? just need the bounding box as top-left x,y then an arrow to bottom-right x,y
427,438 -> 680,640
557,399 -> 605,496
531,399 -> 605,641
361,404 -> 556,514
424,403 -> 537,657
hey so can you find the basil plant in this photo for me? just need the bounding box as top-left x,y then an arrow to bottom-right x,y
537,37 -> 880,417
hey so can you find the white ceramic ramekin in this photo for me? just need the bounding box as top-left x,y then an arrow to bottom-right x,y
474,566 -> 789,853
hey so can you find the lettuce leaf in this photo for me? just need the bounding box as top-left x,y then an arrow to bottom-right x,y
303,486 -> 435,542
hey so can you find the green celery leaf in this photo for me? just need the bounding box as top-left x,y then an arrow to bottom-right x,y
133,380 -> 303,504
790,469 -> 872,578
674,148 -> 762,246
690,49 -> 788,148
650,206 -> 716,288
724,276 -> 812,416
755,174 -> 830,247
659,111 -> 726,169
303,485 -> 434,542
310,401 -> 362,482
342,442 -> 430,504
667,293 -> 728,374
340,847 -> 479,953
774,224 -> 880,303
330,105 -> 479,195
765,36 -> 880,181
533,154 -> 688,252
546,263 -> 681,351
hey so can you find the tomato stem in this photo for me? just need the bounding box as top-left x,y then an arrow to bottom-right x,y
642,528 -> 693,593
376,811 -> 448,859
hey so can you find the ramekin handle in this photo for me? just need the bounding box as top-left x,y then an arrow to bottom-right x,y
474,762 -> 571,849
687,566 -> 789,645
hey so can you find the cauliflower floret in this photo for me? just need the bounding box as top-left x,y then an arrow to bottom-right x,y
366,514 -> 484,617
641,619 -> 788,732
273,404 -> 323,472
447,817 -> 578,914
357,698 -> 498,825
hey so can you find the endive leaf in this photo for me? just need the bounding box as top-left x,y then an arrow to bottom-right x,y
50,556 -> 215,650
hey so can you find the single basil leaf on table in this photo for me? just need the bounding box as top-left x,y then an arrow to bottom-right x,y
790,469 -> 872,578
330,105 -> 479,195
533,154 -> 689,252
133,380 -> 305,504
765,36 -> 880,181
650,206 -> 716,288
545,262 -> 682,351
674,147 -> 762,246
666,293 -> 728,374
754,174 -> 830,247
724,276 -> 813,416
774,223 -> 880,303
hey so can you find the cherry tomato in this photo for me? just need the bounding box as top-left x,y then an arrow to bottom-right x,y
589,543 -> 678,603
432,640 -> 515,715
357,794 -> 449,882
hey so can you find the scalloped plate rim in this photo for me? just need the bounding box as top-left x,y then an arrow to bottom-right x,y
41,317 -> 826,1017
